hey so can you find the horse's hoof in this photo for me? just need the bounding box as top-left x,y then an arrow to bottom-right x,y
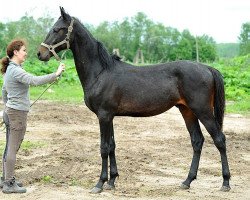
220,186 -> 231,192
103,183 -> 115,190
90,187 -> 103,194
180,183 -> 190,190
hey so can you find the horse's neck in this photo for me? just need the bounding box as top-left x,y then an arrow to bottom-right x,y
71,36 -> 103,90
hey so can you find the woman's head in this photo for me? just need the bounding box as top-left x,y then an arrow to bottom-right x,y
1,39 -> 27,74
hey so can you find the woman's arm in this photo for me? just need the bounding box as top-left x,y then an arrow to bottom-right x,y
12,63 -> 65,86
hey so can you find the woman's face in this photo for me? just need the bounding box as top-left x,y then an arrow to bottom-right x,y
14,45 -> 27,64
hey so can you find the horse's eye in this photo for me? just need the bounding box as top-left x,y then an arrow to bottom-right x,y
53,28 -> 60,33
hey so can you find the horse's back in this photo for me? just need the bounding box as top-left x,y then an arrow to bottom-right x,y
115,60 -> 213,91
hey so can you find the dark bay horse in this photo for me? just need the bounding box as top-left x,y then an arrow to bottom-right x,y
37,7 -> 231,193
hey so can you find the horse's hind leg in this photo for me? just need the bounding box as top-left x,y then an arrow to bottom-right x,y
178,105 -> 204,189
195,110 -> 231,191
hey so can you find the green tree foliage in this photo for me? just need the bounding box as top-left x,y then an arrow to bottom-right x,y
0,12 -> 218,63
92,12 -> 217,63
0,14 -> 54,59
239,22 -> 250,55
94,21 -> 121,55
0,22 -> 8,57
175,30 -> 194,60
196,35 -> 217,62
216,43 -> 239,58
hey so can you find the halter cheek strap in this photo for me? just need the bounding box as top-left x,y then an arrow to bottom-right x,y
41,19 -> 74,61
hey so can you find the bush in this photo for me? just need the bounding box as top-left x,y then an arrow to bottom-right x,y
212,54 -> 250,101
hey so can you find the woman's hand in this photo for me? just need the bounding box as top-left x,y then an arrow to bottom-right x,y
55,63 -> 65,76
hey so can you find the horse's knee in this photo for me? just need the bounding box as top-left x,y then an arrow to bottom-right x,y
100,144 -> 110,158
100,140 -> 116,158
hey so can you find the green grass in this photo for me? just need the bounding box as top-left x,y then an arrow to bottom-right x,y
226,97 -> 250,116
21,140 -> 47,150
40,175 -> 54,184
30,83 -> 84,104
69,178 -> 82,186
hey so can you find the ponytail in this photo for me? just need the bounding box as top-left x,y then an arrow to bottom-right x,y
0,39 -> 26,75
1,56 -> 10,74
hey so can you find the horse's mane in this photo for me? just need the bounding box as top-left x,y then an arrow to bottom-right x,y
97,41 -> 122,70
96,41 -> 114,70
75,17 -> 120,70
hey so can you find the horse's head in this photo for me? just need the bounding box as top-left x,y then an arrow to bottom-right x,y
37,7 -> 74,61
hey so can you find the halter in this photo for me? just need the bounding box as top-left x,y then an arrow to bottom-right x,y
41,19 -> 74,61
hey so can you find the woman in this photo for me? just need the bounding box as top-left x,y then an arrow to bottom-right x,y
0,39 -> 65,194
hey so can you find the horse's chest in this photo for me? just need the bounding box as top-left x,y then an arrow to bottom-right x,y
84,93 -> 102,113
84,95 -> 95,112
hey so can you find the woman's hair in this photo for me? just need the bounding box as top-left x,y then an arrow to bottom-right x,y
0,39 -> 27,74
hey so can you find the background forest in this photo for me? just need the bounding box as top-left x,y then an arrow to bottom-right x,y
1,12 -> 249,62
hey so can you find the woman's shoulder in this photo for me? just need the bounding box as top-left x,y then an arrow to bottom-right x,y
7,63 -> 26,77
8,62 -> 24,70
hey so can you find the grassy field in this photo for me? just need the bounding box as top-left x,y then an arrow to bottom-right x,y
30,83 -> 84,104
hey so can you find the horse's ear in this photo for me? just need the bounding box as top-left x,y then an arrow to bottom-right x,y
60,6 -> 71,21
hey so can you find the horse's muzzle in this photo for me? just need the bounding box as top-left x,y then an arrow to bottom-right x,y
37,47 -> 51,61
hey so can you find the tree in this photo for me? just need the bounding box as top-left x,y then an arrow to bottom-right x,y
196,35 -> 217,62
94,21 -> 121,55
175,37 -> 193,60
0,14 -> 54,59
130,12 -> 154,62
118,18 -> 135,61
144,24 -> 181,62
173,29 -> 194,60
0,22 -> 8,57
239,22 -> 250,55
216,43 -> 239,58
144,23 -> 168,62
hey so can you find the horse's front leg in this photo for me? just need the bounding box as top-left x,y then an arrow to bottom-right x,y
104,121 -> 119,190
90,113 -> 113,194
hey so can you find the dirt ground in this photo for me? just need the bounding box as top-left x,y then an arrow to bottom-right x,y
0,101 -> 249,200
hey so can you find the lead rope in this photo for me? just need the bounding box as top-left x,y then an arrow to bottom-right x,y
29,80 -> 57,107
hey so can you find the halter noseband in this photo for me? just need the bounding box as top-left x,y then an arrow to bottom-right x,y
41,19 -> 74,61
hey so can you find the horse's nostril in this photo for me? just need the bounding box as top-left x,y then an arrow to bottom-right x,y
37,52 -> 41,58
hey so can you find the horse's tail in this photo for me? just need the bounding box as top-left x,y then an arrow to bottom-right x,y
208,67 -> 225,131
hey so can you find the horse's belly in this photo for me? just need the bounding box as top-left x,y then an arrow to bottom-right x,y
117,94 -> 177,117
